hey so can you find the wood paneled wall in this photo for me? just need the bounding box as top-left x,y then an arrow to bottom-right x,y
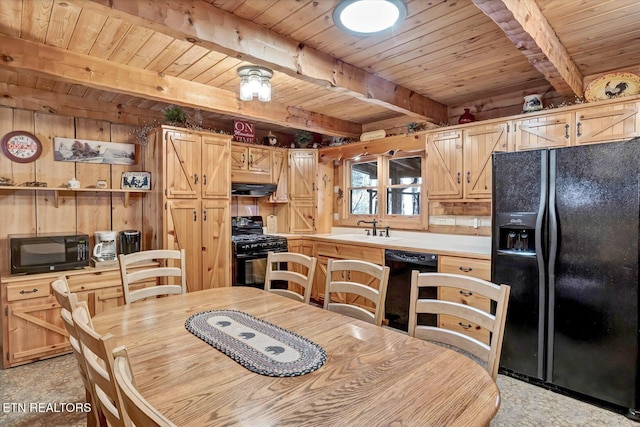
0,107 -> 145,273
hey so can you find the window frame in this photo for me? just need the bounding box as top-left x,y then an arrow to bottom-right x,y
342,151 -> 427,230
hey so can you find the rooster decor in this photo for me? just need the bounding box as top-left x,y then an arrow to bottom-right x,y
604,81 -> 629,98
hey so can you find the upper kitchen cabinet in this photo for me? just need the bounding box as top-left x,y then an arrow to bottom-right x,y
574,101 -> 640,145
157,127 -> 231,199
269,148 -> 288,203
513,111 -> 574,151
513,100 -> 640,149
231,143 -> 272,183
288,150 -> 318,233
427,122 -> 508,200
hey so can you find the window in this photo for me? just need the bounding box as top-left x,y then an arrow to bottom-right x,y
350,160 -> 378,215
345,153 -> 424,226
387,156 -> 421,215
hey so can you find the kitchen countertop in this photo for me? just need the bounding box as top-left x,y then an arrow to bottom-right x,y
272,227 -> 491,259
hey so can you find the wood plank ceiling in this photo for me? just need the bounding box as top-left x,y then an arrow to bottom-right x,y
0,0 -> 639,139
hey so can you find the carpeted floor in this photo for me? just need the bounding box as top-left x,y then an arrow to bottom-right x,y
0,353 -> 637,426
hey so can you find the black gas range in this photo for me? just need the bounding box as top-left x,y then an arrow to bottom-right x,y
231,216 -> 288,257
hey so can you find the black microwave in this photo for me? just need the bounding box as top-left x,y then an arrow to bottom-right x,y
9,233 -> 90,274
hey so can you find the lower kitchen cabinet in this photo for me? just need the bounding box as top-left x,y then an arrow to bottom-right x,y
437,255 -> 491,344
286,238 -> 315,297
314,241 -> 384,307
0,264 -> 156,368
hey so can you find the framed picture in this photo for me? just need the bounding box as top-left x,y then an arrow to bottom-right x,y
54,137 -> 135,165
121,171 -> 151,190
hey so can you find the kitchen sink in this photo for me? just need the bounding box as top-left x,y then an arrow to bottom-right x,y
327,233 -> 402,243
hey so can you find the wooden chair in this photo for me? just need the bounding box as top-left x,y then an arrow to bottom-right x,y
408,272 -> 510,380
264,251 -> 317,304
323,259 -> 390,326
118,249 -> 187,304
113,347 -> 177,427
72,301 -> 131,427
51,277 -> 106,427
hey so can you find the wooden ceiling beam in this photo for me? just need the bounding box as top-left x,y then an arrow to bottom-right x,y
0,82 -> 165,127
78,0 -> 448,123
472,0 -> 584,98
0,34 -> 361,137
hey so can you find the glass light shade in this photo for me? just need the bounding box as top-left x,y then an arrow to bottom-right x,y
334,0 -> 406,36
237,65 -> 273,102
258,79 -> 271,102
239,76 -> 253,101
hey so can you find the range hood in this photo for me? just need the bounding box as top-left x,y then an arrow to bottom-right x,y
231,183 -> 277,197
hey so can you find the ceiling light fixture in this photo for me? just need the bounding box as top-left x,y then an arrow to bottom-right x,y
238,65 -> 273,102
333,0 -> 407,36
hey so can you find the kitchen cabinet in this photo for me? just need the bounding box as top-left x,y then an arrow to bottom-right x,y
0,264 -> 155,368
314,241 -> 384,307
269,148 -> 288,203
288,150 -> 318,233
144,126 -> 231,292
162,129 -> 231,199
427,122 -> 508,200
231,143 -> 272,183
286,238 -> 315,299
165,199 -> 231,291
574,101 -> 640,145
513,111 -> 573,151
513,101 -> 640,150
437,255 -> 491,344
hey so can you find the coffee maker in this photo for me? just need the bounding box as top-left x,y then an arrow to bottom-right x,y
119,230 -> 141,255
93,230 -> 117,261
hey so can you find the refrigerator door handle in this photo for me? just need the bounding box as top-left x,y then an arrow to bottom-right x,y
546,150 -> 558,381
535,149 -> 548,380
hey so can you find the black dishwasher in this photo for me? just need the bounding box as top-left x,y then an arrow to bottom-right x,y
384,249 -> 438,332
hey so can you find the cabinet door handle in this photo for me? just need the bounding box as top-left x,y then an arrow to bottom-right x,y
466,171 -> 471,184
458,266 -> 473,272
203,174 -> 207,185
564,123 -> 570,139
203,210 -> 207,221
194,174 -> 199,185
193,210 -> 197,221
347,271 -> 351,281
576,122 -> 582,137
458,322 -> 472,330
457,172 -> 461,184
249,154 -> 254,165
459,290 -> 473,297
241,153 -> 246,164
19,288 -> 38,295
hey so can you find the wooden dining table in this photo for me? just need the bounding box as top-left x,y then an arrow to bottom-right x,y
92,287 -> 500,426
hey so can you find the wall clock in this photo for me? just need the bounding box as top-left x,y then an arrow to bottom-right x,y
1,131 -> 43,163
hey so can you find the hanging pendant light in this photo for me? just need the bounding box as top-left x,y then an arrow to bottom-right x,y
238,66 -> 273,102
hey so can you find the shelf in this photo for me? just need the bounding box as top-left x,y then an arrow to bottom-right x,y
0,186 -> 148,208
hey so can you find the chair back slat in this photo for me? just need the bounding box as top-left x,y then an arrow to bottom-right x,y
119,249 -> 187,304
324,259 -> 390,326
408,271 -> 510,380
264,251 -> 317,304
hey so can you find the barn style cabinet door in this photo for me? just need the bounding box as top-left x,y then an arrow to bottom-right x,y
288,150 -> 317,233
513,111 -> 574,151
230,143 -> 272,183
462,122 -> 509,199
574,101 -> 640,145
164,129 -> 201,198
427,129 -> 463,199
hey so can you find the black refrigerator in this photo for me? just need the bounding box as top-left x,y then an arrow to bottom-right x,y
491,140 -> 640,417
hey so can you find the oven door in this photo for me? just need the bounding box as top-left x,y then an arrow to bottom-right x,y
233,252 -> 268,288
233,251 -> 289,289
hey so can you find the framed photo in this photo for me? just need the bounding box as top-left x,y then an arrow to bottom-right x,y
54,137 -> 135,165
121,171 -> 151,190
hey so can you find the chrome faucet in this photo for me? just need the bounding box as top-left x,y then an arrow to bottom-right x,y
357,219 -> 378,236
